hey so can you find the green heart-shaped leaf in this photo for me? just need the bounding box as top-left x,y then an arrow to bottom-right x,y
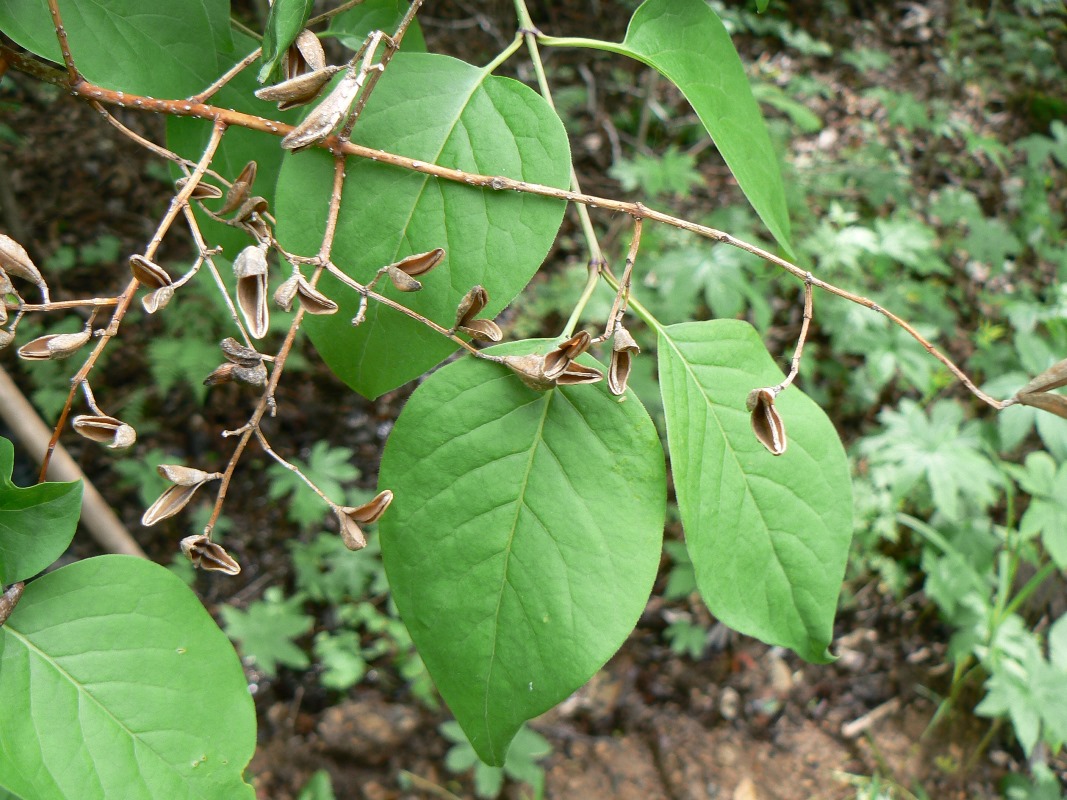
379,343 -> 665,764
275,53 -> 570,398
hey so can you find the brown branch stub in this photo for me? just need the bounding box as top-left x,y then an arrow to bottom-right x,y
0,582 -> 25,627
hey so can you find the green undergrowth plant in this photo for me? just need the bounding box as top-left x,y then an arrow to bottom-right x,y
0,0 -> 1065,797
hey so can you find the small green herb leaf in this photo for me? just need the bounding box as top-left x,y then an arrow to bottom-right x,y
221,587 -> 313,676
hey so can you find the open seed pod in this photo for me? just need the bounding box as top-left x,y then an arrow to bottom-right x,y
219,161 -> 257,215
0,330 -> 13,350
174,176 -> 223,200
255,65 -> 343,110
543,331 -> 592,380
386,265 -> 422,293
220,337 -> 263,367
1018,358 -> 1067,395
180,534 -> 241,575
458,318 -> 503,342
295,276 -> 339,315
392,248 -> 445,278
72,414 -> 137,449
129,254 -> 173,290
17,328 -> 92,360
608,326 -> 640,396
233,245 -> 270,339
0,233 -> 49,302
142,465 -> 222,526
0,301 -> 7,325
281,67 -> 363,151
203,362 -> 237,386
335,490 -> 394,551
746,387 -> 787,456
285,29 -> 326,78
142,285 -> 174,314
1016,391 -> 1067,419
0,267 -> 14,296
454,285 -> 489,329
555,361 -> 603,386
502,354 -> 554,392
274,274 -> 300,311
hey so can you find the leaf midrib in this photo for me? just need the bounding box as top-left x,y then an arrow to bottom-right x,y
481,388 -> 554,763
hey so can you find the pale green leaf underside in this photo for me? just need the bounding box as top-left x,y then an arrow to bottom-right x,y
657,320 -> 851,662
0,557 -> 256,800
275,54 -> 570,398
0,0 -> 234,97
549,0 -> 791,254
379,343 -> 665,764
0,437 -> 82,585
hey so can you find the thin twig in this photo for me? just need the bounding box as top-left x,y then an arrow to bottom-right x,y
600,216 -> 642,342
46,0 -> 81,84
772,276 -> 814,395
190,49 -> 262,104
38,119 -> 229,481
9,41 -> 1011,411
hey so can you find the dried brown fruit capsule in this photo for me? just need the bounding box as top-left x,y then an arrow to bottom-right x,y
746,387 -> 787,456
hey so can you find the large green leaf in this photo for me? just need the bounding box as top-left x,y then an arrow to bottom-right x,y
543,0 -> 792,254
0,556 -> 255,800
657,320 -> 851,662
274,53 -> 570,398
0,437 -> 82,585
325,0 -> 426,52
378,342 -> 666,764
0,0 -> 233,97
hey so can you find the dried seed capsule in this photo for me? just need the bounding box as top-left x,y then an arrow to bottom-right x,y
203,362 -> 237,386
274,274 -> 300,311
142,466 -> 222,526
233,362 -> 268,386
746,388 -> 787,455
295,276 -> 339,314
0,233 -> 49,302
281,66 -> 364,151
608,326 -> 640,396
180,534 -> 241,575
286,29 -> 326,77
72,414 -> 137,449
0,267 -> 14,296
0,582 -> 24,627
455,285 -> 489,329
336,508 -> 366,551
0,329 -> 13,350
220,337 -> 263,367
1019,359 -> 1067,395
17,328 -> 92,360
255,65 -> 343,110
386,265 -> 422,293
142,285 -> 174,314
543,331 -> 592,380
392,248 -> 445,278
457,319 -> 503,342
502,354 -> 554,392
1016,391 -> 1067,419
219,161 -> 258,215
234,245 -> 270,339
555,361 -> 603,386
174,176 -> 223,200
347,490 -> 393,524
129,254 -> 173,290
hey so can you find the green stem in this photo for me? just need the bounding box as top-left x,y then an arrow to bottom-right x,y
601,264 -> 662,336
482,34 -> 524,74
1002,561 -> 1057,619
514,0 -> 605,337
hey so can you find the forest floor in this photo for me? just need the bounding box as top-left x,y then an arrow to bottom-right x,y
2,1 -> 1065,798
